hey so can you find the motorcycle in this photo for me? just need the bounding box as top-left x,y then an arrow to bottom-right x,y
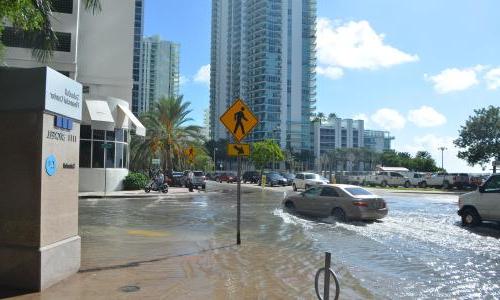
144,179 -> 168,193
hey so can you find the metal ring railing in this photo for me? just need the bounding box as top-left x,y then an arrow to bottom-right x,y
314,252 -> 340,300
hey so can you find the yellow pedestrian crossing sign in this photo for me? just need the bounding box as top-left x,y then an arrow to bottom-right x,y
227,143 -> 250,156
219,98 -> 258,142
184,146 -> 195,162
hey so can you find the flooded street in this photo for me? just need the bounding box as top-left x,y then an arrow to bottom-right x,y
79,183 -> 500,299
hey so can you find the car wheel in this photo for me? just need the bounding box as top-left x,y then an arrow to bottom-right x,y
293,184 -> 297,191
144,187 -> 151,193
202,184 -> 206,190
332,208 -> 347,222
461,208 -> 481,227
284,201 -> 295,210
270,181 -> 274,187
381,181 -> 388,187
420,181 -> 427,188
305,184 -> 311,190
404,181 -> 411,188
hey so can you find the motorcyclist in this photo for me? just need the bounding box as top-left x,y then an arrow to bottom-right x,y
155,171 -> 165,189
187,170 -> 194,192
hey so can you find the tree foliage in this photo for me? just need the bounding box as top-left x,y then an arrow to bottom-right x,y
454,105 -> 500,167
130,96 -> 203,174
249,139 -> 284,174
0,0 -> 101,61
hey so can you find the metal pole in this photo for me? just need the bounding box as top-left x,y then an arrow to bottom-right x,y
104,147 -> 107,197
324,252 -> 331,300
213,147 -> 217,172
236,154 -> 241,245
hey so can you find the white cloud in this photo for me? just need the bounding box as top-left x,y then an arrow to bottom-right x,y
194,64 -> 210,85
397,134 -> 484,173
370,108 -> 406,130
407,106 -> 447,128
484,67 -> 500,90
316,18 -> 418,77
425,65 -> 485,94
316,66 -> 344,80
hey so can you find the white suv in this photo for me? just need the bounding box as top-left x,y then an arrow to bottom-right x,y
458,174 -> 500,226
293,173 -> 329,191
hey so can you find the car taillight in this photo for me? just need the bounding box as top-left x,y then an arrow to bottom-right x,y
352,201 -> 369,207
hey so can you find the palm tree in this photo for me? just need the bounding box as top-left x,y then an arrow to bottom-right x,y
131,96 -> 203,175
0,0 -> 101,61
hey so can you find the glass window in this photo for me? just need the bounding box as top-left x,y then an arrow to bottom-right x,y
115,143 -> 124,168
92,141 -> 104,168
484,175 -> 500,192
303,187 -> 321,197
115,129 -> 124,142
124,130 -> 128,143
93,129 -> 105,140
105,143 -> 115,168
106,130 -> 115,141
79,141 -> 91,168
320,187 -> 339,197
344,187 -> 373,196
80,125 -> 91,139
123,145 -> 128,168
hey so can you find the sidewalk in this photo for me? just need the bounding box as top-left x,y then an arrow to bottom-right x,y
78,187 -> 199,198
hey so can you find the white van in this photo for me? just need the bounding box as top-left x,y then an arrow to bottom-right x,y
458,174 -> 500,226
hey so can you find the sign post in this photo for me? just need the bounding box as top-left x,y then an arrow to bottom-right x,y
219,99 -> 258,245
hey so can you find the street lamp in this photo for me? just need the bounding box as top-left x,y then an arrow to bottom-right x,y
438,146 -> 447,171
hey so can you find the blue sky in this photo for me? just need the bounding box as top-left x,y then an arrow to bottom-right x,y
144,0 -> 500,172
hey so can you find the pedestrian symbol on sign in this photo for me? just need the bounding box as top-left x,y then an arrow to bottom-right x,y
233,107 -> 248,135
219,98 -> 258,142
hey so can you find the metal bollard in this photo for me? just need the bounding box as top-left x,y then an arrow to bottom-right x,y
314,252 -> 340,300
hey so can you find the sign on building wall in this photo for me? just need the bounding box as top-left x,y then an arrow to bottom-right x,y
45,68 -> 83,120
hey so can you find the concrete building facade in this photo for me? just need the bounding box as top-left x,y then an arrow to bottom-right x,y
1,0 -> 146,192
210,0 -> 317,151
132,0 -> 145,115
138,36 -> 180,114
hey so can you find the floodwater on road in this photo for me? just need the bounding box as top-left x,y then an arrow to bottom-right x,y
79,184 -> 500,299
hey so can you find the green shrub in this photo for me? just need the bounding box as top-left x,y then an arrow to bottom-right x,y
123,172 -> 149,190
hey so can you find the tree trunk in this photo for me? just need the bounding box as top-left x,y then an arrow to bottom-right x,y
166,143 -> 173,176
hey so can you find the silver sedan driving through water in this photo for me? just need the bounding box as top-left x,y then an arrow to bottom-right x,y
283,184 -> 388,221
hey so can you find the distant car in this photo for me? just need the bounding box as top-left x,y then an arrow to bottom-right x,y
458,174 -> 500,226
406,172 -> 425,187
242,171 -> 260,184
293,173 -> 329,191
365,171 -> 411,188
170,171 -> 186,187
218,172 -> 238,183
261,172 -> 287,186
283,184 -> 388,221
192,171 -> 206,189
280,173 -> 295,186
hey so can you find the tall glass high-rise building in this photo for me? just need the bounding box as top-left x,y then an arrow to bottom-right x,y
139,36 -> 180,114
132,0 -> 144,116
210,0 -> 316,152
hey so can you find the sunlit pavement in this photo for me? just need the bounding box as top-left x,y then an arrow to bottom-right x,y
3,181 -> 499,299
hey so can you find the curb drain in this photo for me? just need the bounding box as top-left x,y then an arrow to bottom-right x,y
119,285 -> 140,293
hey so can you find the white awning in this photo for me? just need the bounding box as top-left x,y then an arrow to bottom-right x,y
84,100 -> 115,131
117,104 -> 146,136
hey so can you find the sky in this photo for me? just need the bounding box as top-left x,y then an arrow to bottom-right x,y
144,0 -> 500,172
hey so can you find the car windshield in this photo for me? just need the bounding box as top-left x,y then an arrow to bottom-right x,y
193,172 -> 203,176
344,187 -> 373,196
305,174 -> 318,179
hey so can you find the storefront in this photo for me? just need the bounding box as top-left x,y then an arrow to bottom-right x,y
78,96 -> 145,192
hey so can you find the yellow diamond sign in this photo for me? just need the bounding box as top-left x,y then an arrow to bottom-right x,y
227,143 -> 250,157
219,98 -> 258,142
184,146 -> 195,162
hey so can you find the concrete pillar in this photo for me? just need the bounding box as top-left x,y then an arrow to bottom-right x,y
0,67 -> 82,291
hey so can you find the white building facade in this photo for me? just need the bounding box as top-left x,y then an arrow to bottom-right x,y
210,0 -> 317,152
1,0 -> 146,192
138,36 -> 180,114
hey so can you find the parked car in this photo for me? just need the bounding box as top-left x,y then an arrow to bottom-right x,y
260,172 -> 287,186
170,171 -> 186,187
420,173 -> 467,189
242,171 -> 260,184
218,172 -> 238,183
293,173 -> 329,191
458,174 -> 500,226
192,171 -> 207,189
365,171 -> 411,188
280,173 -> 296,186
406,172 -> 426,187
282,184 -> 388,221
